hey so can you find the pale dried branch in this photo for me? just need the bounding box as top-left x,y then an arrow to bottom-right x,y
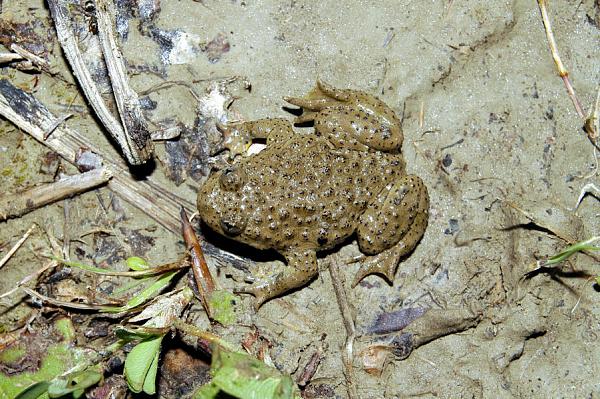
95,0 -> 154,160
0,52 -> 24,64
10,43 -> 52,71
0,168 -> 112,221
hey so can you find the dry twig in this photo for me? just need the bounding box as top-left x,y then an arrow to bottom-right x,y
328,257 -> 358,399
0,224 -> 36,271
181,208 -> 216,316
0,168 -> 112,221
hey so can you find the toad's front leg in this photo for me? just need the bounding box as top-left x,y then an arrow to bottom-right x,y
237,249 -> 318,309
217,118 -> 295,158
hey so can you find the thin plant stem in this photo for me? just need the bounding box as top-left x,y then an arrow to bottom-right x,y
537,0 -> 585,119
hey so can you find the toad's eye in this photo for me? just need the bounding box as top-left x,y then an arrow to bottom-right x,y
220,218 -> 243,236
219,167 -> 245,191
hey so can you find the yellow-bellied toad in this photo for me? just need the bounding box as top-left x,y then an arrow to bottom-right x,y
197,81 -> 429,307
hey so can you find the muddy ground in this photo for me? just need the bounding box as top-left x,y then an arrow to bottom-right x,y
1,0 -> 599,398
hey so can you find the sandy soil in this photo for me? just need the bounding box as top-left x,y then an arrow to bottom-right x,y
1,0 -> 599,398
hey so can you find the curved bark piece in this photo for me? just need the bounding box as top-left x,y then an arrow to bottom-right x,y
48,0 -> 153,165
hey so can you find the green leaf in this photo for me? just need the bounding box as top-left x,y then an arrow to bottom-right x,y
115,327 -> 164,342
124,271 -> 178,309
2,318 -> 96,399
54,318 -> 76,342
193,346 -> 301,399
208,290 -> 237,326
47,368 -> 102,398
142,349 -> 160,395
14,382 -> 50,399
124,335 -> 164,394
127,256 -> 149,271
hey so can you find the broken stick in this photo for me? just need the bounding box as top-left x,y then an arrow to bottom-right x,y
0,168 -> 112,221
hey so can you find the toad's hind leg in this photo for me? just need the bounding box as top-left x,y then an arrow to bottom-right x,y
286,81 -> 403,152
354,175 -> 429,285
237,249 -> 318,309
284,80 -> 352,109
284,80 -> 353,124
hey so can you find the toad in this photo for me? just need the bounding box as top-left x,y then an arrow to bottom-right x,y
197,81 -> 429,308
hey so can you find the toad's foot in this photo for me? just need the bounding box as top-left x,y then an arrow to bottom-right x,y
352,240 -> 409,287
236,249 -> 318,309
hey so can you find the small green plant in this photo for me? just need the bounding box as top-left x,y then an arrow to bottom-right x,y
537,236 -> 600,268
12,257 -> 193,398
194,346 -> 301,399
7,319 -> 102,399
27,257 -> 188,314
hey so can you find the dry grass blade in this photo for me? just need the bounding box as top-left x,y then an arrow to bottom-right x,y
537,0 -> 585,119
20,287 -> 137,318
180,208 -> 216,315
0,260 -> 56,301
57,256 -> 190,277
21,287 -> 112,311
